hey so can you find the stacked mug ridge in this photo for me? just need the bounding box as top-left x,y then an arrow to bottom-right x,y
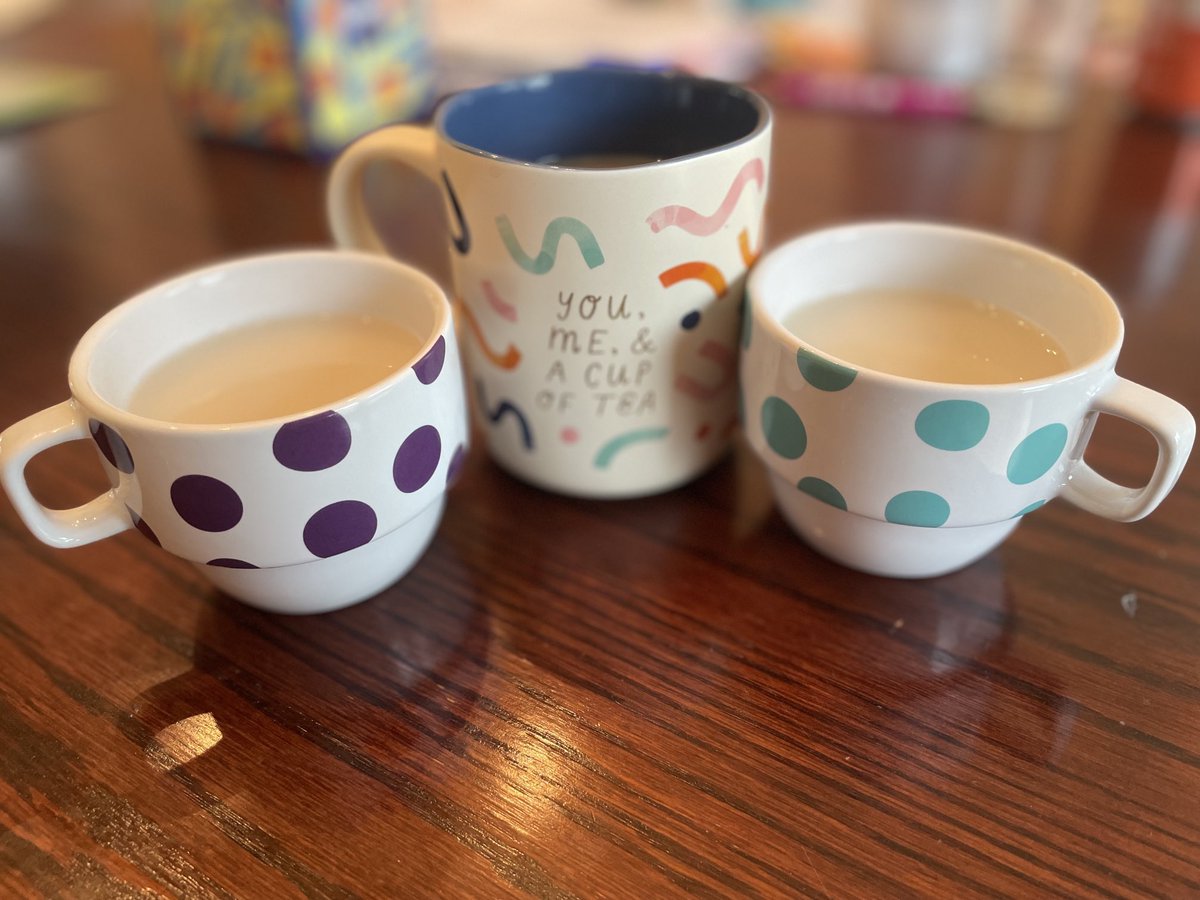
742,222 -> 1195,578
328,68 -> 772,498
0,251 -> 469,613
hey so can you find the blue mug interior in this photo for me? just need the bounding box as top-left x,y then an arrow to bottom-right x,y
437,69 -> 767,165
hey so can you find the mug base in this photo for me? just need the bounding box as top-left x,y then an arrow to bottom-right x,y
489,442 -> 729,500
769,474 -> 1020,579
196,496 -> 446,614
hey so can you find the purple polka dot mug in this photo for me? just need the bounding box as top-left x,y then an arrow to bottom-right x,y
741,222 -> 1195,578
0,251 -> 468,613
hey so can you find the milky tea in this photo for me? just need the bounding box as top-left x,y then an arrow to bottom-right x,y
782,288 -> 1071,384
128,315 -> 423,424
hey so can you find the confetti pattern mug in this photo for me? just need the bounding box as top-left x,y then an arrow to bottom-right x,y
0,251 -> 468,613
328,68 -> 771,498
742,222 -> 1196,578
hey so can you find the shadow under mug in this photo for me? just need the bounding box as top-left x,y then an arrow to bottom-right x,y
328,67 -> 772,498
0,251 -> 469,613
742,222 -> 1196,578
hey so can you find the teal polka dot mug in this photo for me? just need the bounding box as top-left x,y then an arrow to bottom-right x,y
742,222 -> 1196,578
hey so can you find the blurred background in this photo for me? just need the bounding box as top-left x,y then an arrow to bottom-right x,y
2,0 -> 1200,312
2,0 -> 1197,149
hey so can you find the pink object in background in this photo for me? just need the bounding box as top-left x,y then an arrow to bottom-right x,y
768,70 -> 972,118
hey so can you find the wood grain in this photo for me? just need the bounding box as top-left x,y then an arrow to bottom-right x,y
0,4 -> 1197,897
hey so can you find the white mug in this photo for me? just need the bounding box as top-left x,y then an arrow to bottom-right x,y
0,251 -> 468,613
328,68 -> 771,498
742,222 -> 1195,578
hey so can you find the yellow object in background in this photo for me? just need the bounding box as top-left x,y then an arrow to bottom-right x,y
0,62 -> 109,131
154,0 -> 433,155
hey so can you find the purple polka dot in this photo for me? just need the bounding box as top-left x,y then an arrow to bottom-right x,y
207,558 -> 259,569
273,410 -> 351,472
393,425 -> 441,493
446,442 -> 467,487
303,500 -> 377,558
90,419 -> 134,474
413,335 -> 446,385
171,475 -> 243,532
127,506 -> 160,546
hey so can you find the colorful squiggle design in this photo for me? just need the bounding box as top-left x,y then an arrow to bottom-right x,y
658,261 -> 728,297
676,377 -> 723,401
482,280 -> 517,322
476,380 -> 533,450
675,340 -> 736,400
496,215 -> 605,273
646,158 -> 764,236
460,303 -> 521,370
594,427 -> 669,469
443,172 -> 470,255
702,340 -> 736,369
738,226 -> 762,267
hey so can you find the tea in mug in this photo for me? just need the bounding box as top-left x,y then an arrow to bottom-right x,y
128,315 -> 423,424
783,288 -> 1070,384
536,152 -> 661,168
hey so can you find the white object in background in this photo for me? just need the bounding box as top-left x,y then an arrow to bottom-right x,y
870,0 -> 1017,83
427,0 -> 762,92
975,0 -> 1097,128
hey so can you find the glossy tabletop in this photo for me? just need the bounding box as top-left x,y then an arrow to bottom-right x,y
1,6 -> 1198,898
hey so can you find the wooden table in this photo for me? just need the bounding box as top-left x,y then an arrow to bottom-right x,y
2,6 -> 1198,898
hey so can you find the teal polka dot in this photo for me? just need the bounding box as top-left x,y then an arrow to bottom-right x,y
797,477 -> 846,510
1007,423 -> 1069,485
885,491 -> 951,527
915,400 -> 990,451
1013,499 -> 1047,518
796,348 -> 857,392
761,396 -> 807,459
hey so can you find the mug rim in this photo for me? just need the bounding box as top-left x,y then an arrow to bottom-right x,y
432,67 -> 772,172
748,220 -> 1125,393
67,249 -> 452,433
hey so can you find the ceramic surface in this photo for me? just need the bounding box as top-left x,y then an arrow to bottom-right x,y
742,222 -> 1195,577
0,251 -> 468,612
329,68 -> 772,498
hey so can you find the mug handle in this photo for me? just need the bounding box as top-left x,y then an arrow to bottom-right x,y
0,401 -> 132,547
326,126 -> 441,253
1061,376 -> 1195,522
